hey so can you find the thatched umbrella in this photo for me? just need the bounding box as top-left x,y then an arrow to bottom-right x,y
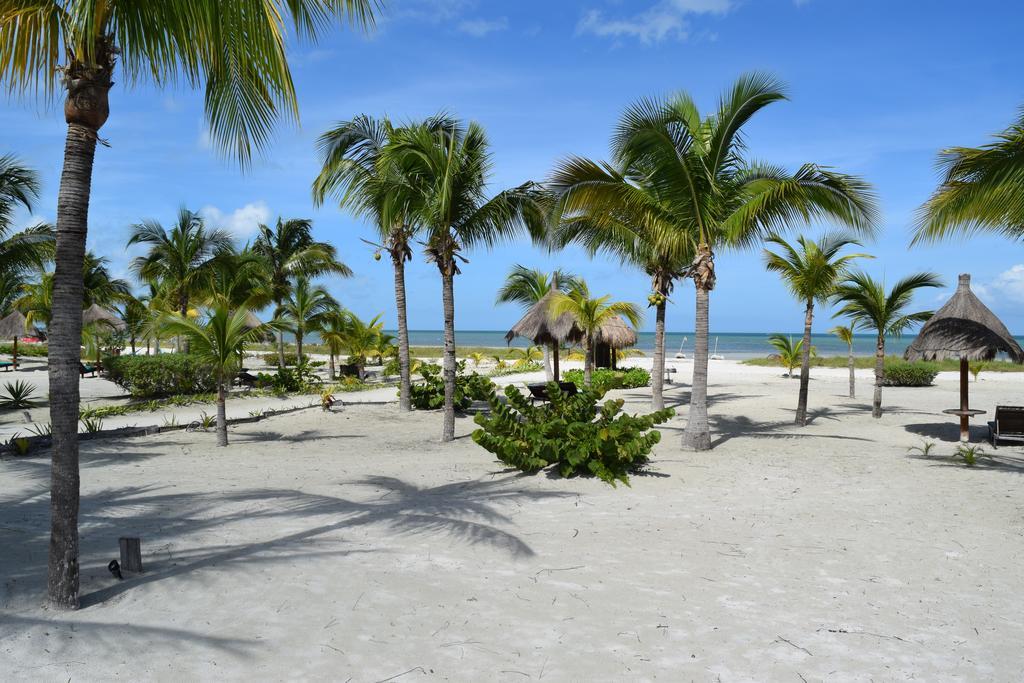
82,304 -> 126,330
242,310 -> 263,330
0,310 -> 27,369
905,273 -> 1024,441
505,290 -> 582,381
594,315 -> 639,370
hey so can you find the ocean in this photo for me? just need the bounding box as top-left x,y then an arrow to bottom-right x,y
390,330 -> 1018,360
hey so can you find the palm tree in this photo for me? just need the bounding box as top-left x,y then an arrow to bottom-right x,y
1,156 -> 54,304
0,1 -> 376,609
830,324 -> 856,398
253,218 -> 351,368
121,295 -> 148,355
763,233 -> 869,425
383,120 -> 546,441
608,74 -> 878,449
316,308 -> 347,381
281,278 -> 337,364
160,306 -> 280,447
495,265 -> 581,381
511,345 -> 544,369
313,115 -> 454,411
128,208 -> 233,352
339,311 -> 384,380
913,110 -> 1024,243
16,252 -> 129,328
548,283 -> 642,387
768,334 -> 814,378
832,271 -> 942,418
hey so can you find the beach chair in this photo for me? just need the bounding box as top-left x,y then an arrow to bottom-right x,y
0,360 -> 12,372
526,382 -> 578,403
79,362 -> 97,378
234,370 -> 258,388
988,406 -> 1024,448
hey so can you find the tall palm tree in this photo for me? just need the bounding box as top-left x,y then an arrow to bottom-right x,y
313,115 -> 453,410
0,0 -> 376,609
548,158 -> 693,411
548,282 -> 642,387
914,110 -> 1024,243
829,324 -> 856,398
16,252 -> 129,327
160,306 -> 280,447
121,295 -> 148,355
609,74 -> 878,449
832,271 -> 942,418
383,120 -> 546,441
203,246 -> 274,311
252,217 -> 351,368
281,278 -> 336,363
1,156 -> 54,300
763,233 -> 869,425
494,265 -> 581,381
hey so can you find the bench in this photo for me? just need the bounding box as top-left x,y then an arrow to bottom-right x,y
526,382 -> 579,403
989,405 -> 1024,448
0,361 -> 12,372
80,362 -> 97,378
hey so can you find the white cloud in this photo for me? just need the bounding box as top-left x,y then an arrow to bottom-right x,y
578,0 -> 734,43
199,202 -> 271,239
986,265 -> 1024,304
457,16 -> 508,37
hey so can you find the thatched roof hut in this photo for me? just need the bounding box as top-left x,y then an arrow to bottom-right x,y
505,290 -> 582,346
595,315 -> 638,350
243,310 -> 263,329
905,274 -> 1024,362
82,304 -> 126,330
0,310 -> 27,340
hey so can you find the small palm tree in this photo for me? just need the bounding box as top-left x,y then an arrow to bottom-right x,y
829,324 -> 856,398
281,278 -> 337,364
548,283 -> 642,387
316,309 -> 347,381
914,110 -> 1024,243
160,306 -> 280,447
763,233 -> 869,425
832,271 -> 942,417
121,295 -> 149,355
495,265 -> 581,380
467,351 -> 486,367
768,334 -> 814,378
340,312 -> 384,380
511,345 -> 544,369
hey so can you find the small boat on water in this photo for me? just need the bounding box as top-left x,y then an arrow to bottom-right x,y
710,336 -> 725,360
674,336 -> 687,359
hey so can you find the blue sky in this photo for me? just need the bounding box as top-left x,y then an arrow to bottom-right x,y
4,0 -> 1024,335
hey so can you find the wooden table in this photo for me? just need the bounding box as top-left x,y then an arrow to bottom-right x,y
942,408 -> 986,442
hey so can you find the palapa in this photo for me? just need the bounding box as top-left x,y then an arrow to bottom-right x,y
595,315 -> 638,350
505,290 -> 582,381
82,304 -> 126,330
905,273 -> 1023,442
0,310 -> 28,369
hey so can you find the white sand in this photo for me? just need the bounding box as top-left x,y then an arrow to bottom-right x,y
2,360 -> 1024,680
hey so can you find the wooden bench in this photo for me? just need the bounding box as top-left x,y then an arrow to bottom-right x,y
526,382 -> 578,403
988,405 -> 1024,448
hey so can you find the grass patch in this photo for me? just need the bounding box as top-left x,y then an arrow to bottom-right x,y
742,355 -> 1024,373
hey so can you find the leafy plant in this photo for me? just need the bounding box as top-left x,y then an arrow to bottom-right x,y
490,362 -> 542,377
27,422 -> 52,437
472,382 -> 674,486
768,334 -> 815,377
562,367 -> 651,396
162,415 -> 179,428
955,443 -> 987,467
320,388 -> 336,411
255,362 -> 323,394
80,416 -> 104,434
262,352 -> 306,367
105,354 -> 217,398
198,411 -> 216,429
0,380 -> 40,409
881,360 -> 939,387
408,363 -> 494,411
907,440 -> 936,456
7,434 -> 30,456
969,361 -> 986,382
248,409 -> 265,419
0,343 -> 47,357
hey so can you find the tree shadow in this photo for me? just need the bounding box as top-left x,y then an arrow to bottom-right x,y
906,451 -> 1024,473
904,421 -> 988,444
705,414 -> 874,448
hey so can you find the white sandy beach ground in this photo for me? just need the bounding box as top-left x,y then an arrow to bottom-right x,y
2,359 -> 1024,681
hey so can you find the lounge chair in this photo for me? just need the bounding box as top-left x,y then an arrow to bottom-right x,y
0,360 -> 12,372
526,382 -> 579,403
234,370 -> 258,388
79,362 -> 97,378
988,405 -> 1024,448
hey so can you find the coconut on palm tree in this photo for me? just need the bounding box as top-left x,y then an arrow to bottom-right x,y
914,110 -> 1024,243
832,271 -> 942,417
609,74 -> 878,449
281,278 -> 337,364
548,158 -> 692,411
830,324 -> 856,398
495,265 -> 581,381
160,306 -> 280,446
383,120 -> 546,441
763,233 -> 869,425
548,282 -> 642,387
253,218 -> 351,368
0,1 -> 376,608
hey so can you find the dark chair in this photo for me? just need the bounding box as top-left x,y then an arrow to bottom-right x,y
989,406 -> 1024,448
526,381 -> 579,403
234,371 -> 258,388
79,362 -> 96,378
0,360 -> 12,372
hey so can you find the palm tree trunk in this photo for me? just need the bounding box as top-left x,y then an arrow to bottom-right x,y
848,343 -> 856,399
295,330 -> 303,365
542,345 -> 553,382
583,337 -> 593,387
552,342 -> 560,382
683,285 -> 712,450
652,299 -> 667,411
393,253 -> 412,412
440,266 -> 457,442
872,333 -> 885,418
795,300 -> 814,426
48,122 -> 100,610
216,379 -> 228,446
328,352 -> 336,381
179,298 -> 190,354
275,297 -> 286,369
130,335 -> 136,355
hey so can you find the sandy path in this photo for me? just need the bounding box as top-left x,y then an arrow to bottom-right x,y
2,364 -> 1023,681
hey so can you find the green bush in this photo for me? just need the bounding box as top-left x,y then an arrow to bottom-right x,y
0,343 -> 47,357
105,354 -> 217,397
562,367 -> 651,395
882,360 -> 939,387
408,362 -> 494,410
472,382 -> 674,486
254,364 -> 323,394
261,352 -> 306,367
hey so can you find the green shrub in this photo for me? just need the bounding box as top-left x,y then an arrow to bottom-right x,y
408,363 -> 494,410
472,382 -> 674,486
105,354 -> 217,397
0,343 -> 47,357
489,361 -> 543,377
882,360 -> 939,387
254,364 -> 323,394
0,380 -> 40,409
562,367 -> 651,395
261,352 -> 306,367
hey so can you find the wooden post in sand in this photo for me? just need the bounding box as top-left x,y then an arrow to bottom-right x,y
959,357 -> 970,442
119,537 -> 143,573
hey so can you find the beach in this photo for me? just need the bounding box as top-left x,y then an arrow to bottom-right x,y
3,360 -> 1023,680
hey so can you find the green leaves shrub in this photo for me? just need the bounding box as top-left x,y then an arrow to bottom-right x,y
408,362 -> 494,410
0,343 -> 47,357
882,360 -> 939,387
562,367 -> 651,395
105,354 -> 217,397
472,382 -> 674,486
